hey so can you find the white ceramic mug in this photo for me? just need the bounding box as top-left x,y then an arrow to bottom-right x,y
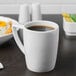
12,20 -> 59,72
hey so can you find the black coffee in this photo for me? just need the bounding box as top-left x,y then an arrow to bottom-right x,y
27,25 -> 54,31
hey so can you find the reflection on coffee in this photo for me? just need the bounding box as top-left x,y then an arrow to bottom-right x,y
27,25 -> 54,31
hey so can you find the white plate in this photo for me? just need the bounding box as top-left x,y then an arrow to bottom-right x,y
63,18 -> 76,36
0,16 -> 18,44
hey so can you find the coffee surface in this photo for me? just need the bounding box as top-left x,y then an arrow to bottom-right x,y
27,25 -> 54,31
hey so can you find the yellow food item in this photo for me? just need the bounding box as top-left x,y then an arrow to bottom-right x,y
64,17 -> 73,22
0,21 -> 6,27
4,21 -> 12,34
62,12 -> 70,18
62,12 -> 73,22
5,27 -> 12,34
0,20 -> 12,35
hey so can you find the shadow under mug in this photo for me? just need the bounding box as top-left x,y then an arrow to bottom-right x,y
12,20 -> 59,73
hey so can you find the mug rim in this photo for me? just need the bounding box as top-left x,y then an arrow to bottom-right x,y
24,20 -> 59,33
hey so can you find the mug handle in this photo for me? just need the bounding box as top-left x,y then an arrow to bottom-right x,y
12,24 -> 25,55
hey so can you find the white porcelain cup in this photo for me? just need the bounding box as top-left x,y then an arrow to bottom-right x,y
12,20 -> 59,72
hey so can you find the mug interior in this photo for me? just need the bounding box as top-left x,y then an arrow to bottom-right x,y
24,20 -> 59,32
